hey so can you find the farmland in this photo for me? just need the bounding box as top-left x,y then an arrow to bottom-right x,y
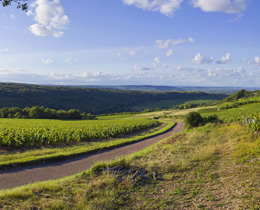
0,117 -> 175,169
2,89 -> 260,209
0,118 -> 158,147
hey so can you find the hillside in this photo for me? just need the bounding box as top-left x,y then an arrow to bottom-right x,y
0,83 -> 226,114
220,89 -> 260,103
66,85 -> 259,94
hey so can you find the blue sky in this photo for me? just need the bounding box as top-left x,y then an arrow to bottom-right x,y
0,0 -> 260,87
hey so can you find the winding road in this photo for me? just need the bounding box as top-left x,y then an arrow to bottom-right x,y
0,122 -> 184,190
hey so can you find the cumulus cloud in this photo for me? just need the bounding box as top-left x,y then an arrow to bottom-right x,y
156,37 -> 195,49
163,64 -> 169,69
154,57 -> 160,64
133,65 -> 152,72
166,49 -> 173,56
0,48 -> 9,53
190,0 -> 248,14
10,14 -> 16,19
207,67 -> 246,78
42,58 -> 54,64
247,56 -> 260,66
64,57 -> 77,64
216,53 -> 232,64
188,37 -> 195,43
27,0 -> 69,37
117,48 -> 139,60
51,71 -> 108,82
191,53 -> 214,64
122,0 -> 184,16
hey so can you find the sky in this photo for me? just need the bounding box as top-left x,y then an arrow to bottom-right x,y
0,0 -> 260,87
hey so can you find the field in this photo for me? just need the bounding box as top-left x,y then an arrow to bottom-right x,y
0,118 -> 158,147
0,117 -> 175,169
1,121 -> 260,209
198,103 -> 260,123
2,95 -> 260,209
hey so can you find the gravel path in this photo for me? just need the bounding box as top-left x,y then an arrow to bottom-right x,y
0,122 -> 184,190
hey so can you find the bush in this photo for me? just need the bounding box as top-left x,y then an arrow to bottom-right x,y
204,114 -> 220,123
185,112 -> 204,127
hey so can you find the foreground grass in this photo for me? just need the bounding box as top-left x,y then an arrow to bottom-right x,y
0,120 -> 174,169
1,122 -> 260,209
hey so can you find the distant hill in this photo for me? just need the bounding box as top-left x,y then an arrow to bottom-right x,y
0,83 -> 226,114
65,85 -> 259,94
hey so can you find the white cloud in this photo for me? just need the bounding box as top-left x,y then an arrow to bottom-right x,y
27,0 -> 69,37
216,53 -> 232,64
117,48 -> 139,60
10,14 -> 16,19
166,49 -> 173,56
191,53 -> 214,64
154,57 -> 160,64
247,56 -> 260,66
176,66 -> 196,71
51,71 -> 108,82
188,37 -> 195,43
133,65 -> 152,72
64,57 -> 77,64
207,67 -> 246,78
156,37 -> 195,49
129,49 -> 136,56
190,0 -> 249,14
163,64 -> 169,69
122,0 -> 184,16
0,48 -> 9,53
42,58 -> 54,64
255,56 -> 260,65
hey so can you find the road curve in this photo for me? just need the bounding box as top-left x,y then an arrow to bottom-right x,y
0,122 -> 184,190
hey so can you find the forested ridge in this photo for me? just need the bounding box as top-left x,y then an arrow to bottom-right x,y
0,83 -> 226,114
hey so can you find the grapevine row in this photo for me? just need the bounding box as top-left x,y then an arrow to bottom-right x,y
0,119 -> 159,147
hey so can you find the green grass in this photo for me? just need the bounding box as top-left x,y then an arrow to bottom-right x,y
0,120 -> 175,169
138,99 -> 216,109
97,113 -> 137,120
198,102 -> 260,123
2,122 -> 260,209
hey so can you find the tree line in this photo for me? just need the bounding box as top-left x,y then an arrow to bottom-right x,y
0,83 -> 226,115
0,106 -> 96,120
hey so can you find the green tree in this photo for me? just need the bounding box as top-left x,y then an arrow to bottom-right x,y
29,106 -> 45,119
185,112 -> 204,127
1,0 -> 28,10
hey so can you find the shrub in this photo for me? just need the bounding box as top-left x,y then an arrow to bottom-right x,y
204,114 -> 220,123
185,112 -> 204,127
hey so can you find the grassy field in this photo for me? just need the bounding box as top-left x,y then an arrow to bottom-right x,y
137,99 -> 216,110
1,122 -> 260,209
0,117 -> 175,169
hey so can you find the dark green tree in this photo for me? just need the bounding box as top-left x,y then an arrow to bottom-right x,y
1,0 -> 28,10
185,112 -> 204,127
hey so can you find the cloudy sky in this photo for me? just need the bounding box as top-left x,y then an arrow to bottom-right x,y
0,0 -> 259,87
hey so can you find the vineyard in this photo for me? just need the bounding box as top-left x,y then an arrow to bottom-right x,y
0,118 -> 159,147
198,103 -> 260,123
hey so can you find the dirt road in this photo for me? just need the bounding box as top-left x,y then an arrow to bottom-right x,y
0,122 -> 184,190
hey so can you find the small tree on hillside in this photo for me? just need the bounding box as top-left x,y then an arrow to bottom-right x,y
185,111 -> 204,127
